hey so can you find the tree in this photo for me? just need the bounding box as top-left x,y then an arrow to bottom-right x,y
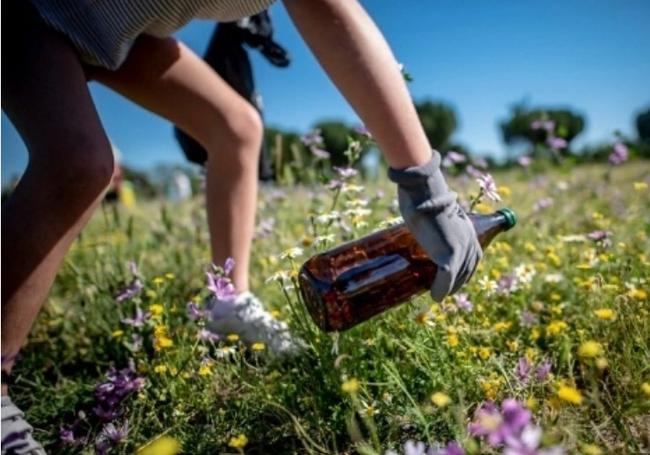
636,107 -> 650,144
414,100 -> 457,150
500,104 -> 585,155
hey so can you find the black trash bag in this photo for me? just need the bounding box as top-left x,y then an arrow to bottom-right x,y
174,11 -> 290,181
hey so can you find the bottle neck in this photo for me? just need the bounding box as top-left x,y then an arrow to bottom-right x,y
469,209 -> 517,249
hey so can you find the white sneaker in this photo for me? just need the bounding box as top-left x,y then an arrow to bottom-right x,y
1,396 -> 46,455
206,292 -> 301,356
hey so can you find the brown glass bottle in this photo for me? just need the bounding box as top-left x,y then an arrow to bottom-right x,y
298,209 -> 517,332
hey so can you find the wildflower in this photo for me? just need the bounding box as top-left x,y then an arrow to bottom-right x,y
546,320 -> 568,337
313,234 -> 335,248
476,173 -> 501,202
557,385 -> 582,405
447,333 -> 459,348
546,136 -> 567,150
154,365 -> 167,374
206,271 -> 236,301
254,217 -> 275,239
478,276 -> 498,296
518,155 -> 533,167
341,377 -> 360,394
94,363 -> 145,423
431,392 -> 452,407
251,342 -> 266,352
641,382 -> 650,397
197,329 -> 220,343
531,119 -> 555,132
334,166 -> 358,179
149,304 -> 164,317
578,341 -> 603,358
279,247 -> 304,260
581,444 -> 603,455
503,424 -> 564,455
535,358 -> 552,381
519,310 -> 538,328
497,275 -> 519,295
198,359 -> 213,376
454,293 -> 473,312
215,346 -> 237,359
533,197 -> 554,212
469,399 -> 531,447
228,434 -> 248,450
465,164 -> 483,178
478,347 -> 492,360
627,287 -> 647,300
112,330 -> 124,338
310,147 -> 331,159
122,307 -> 150,327
137,435 -> 181,455
100,422 -> 129,443
301,128 -> 323,147
608,142 -> 628,165
633,181 -> 648,191
516,357 -> 532,384
115,279 -> 143,303
595,358 -> 608,370
59,426 -> 78,445
442,150 -> 467,167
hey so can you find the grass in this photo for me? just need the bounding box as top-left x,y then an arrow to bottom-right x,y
11,159 -> 650,454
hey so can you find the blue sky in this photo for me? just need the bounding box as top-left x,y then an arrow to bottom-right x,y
2,0 -> 649,183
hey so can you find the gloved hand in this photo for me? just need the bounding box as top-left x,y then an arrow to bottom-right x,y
388,152 -> 482,301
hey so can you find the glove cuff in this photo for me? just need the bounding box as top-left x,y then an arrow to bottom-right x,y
387,152 -> 454,210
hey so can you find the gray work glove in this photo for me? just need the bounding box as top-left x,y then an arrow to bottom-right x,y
388,152 -> 482,301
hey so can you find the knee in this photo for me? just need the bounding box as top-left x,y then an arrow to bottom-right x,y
34,136 -> 115,197
205,104 -> 264,169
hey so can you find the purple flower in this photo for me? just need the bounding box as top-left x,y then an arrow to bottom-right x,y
546,136 -> 567,150
334,166 -> 358,179
518,155 -> 533,168
472,156 -> 489,169
465,165 -> 483,178
224,257 -> 235,276
115,279 -> 143,303
121,307 -> 150,327
301,129 -> 323,148
535,358 -> 552,381
532,197 -> 553,212
531,120 -> 555,132
206,272 -> 236,302
608,142 -> 628,165
59,426 -> 77,445
442,151 -> 467,168
476,173 -> 501,202
186,302 -> 206,321
94,363 -> 145,422
198,329 -> 220,342
497,275 -> 518,295
519,310 -> 538,328
587,230 -> 611,242
516,357 -> 532,384
100,422 -> 129,443
469,399 -> 531,447
434,442 -> 465,455
255,217 -> 276,239
454,293 -> 473,312
310,147 -> 331,160
327,179 -> 343,190
354,124 -> 372,138
403,440 -> 427,455
504,424 -> 565,455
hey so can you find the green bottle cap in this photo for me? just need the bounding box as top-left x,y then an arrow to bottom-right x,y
497,208 -> 517,230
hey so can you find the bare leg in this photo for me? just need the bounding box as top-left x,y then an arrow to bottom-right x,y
1,1 -> 114,386
88,36 -> 262,292
283,0 -> 432,169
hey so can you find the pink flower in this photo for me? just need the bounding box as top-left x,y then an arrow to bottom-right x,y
476,173 -> 501,202
608,142 -> 628,165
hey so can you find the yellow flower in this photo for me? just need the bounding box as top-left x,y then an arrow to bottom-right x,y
525,397 -> 538,411
154,364 -> 168,374
251,342 -> 266,352
595,358 -> 608,370
228,434 -> 248,450
227,333 -> 240,342
498,185 -> 512,197
270,310 -> 281,319
641,382 -> 650,397
506,340 -> 519,352
198,364 -> 212,376
447,333 -> 459,348
493,321 -> 512,332
478,347 -> 491,360
546,320 -> 568,336
474,202 -> 492,214
137,436 -> 181,455
627,287 -> 647,300
578,341 -> 603,358
557,385 -> 583,405
430,392 -> 452,408
547,252 -> 562,267
593,308 -> 616,321
152,277 -> 165,285
112,330 -> 124,338
341,378 -> 360,394
524,242 -> 537,253
150,304 -> 164,316
581,444 -> 603,455
155,336 -> 174,350
165,273 -> 175,280
633,181 -> 648,191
